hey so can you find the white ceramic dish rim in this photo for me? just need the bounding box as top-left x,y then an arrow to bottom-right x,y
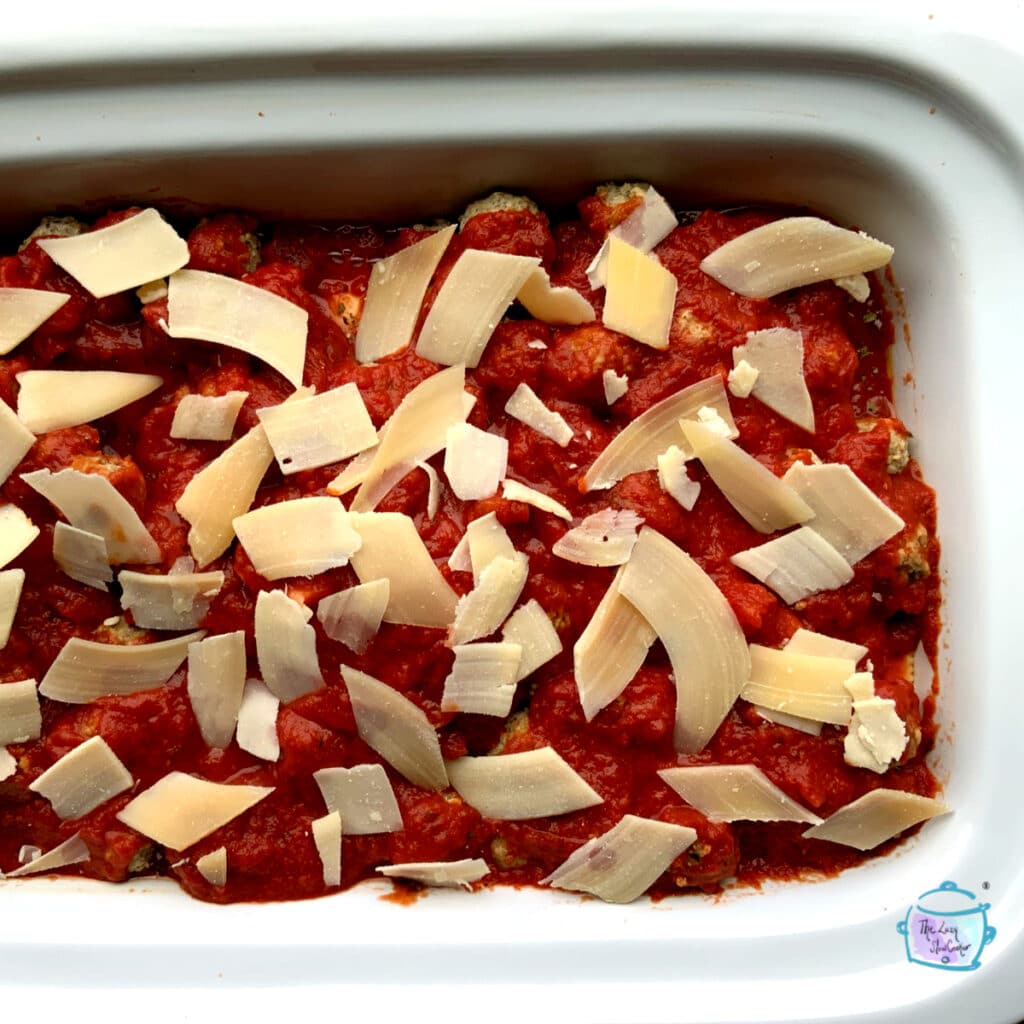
1,4 -> 1023,1023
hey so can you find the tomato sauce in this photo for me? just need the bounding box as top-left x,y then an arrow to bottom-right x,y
0,195 -> 941,903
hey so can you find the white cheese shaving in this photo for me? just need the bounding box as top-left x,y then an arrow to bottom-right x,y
502,599 -> 562,682
527,339 -> 548,350
314,763 -> 403,835
195,847 -> 228,886
730,525 -> 854,604
844,697 -> 908,773
441,641 -> 523,716
782,462 -> 906,566
834,273 -> 871,302
602,237 -> 677,350
552,509 -> 642,567
116,772 -> 273,851
581,375 -> 737,492
658,764 -> 822,824
0,748 -> 16,782
418,460 -> 440,520
699,217 -> 894,299
416,250 -> 540,368
727,358 -> 759,399
657,445 -> 700,510
754,705 -> 823,736
0,504 -> 40,570
349,511 -> 458,628
355,225 -> 456,363
448,553 -> 529,646
236,679 -> 280,762
326,444 -> 378,497
802,789 -> 949,851
619,527 -> 750,753
0,679 -> 41,745
187,631 -> 246,749
254,590 -> 325,704
602,369 -> 629,406
731,328 -> 815,432
443,424 -> 508,501
542,814 -> 697,904
17,845 -> 41,864
136,278 -> 168,304
316,579 -> 390,655
0,569 -> 24,649
0,287 -> 70,355
843,671 -> 876,702
16,370 -> 163,434
167,269 -> 309,388
256,384 -> 377,475
5,833 -> 90,877
586,185 -> 678,289
175,424 -> 274,567
741,644 -> 857,725
40,631 -> 202,704
378,859 -> 489,890
233,497 -> 362,581
343,666 -> 448,791
170,391 -> 249,441
0,399 -> 35,487
28,735 -> 133,819
516,267 -> 594,325
504,383 -> 573,447
37,209 -> 189,298
501,479 -> 572,521
785,627 -> 869,664
312,812 -> 342,887
446,747 -> 602,820
461,512 -> 517,584
118,569 -> 224,630
52,523 -> 113,590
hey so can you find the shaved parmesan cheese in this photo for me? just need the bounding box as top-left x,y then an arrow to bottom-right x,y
316,579 -> 390,655
574,565 -> 656,721
658,765 -> 821,824
782,462 -> 905,565
117,772 -> 273,850
463,513 -> 517,584
553,509 -> 642,567
28,736 -> 132,819
416,250 -> 540,368
582,375 -> 737,492
314,763 -> 403,835
37,209 -> 189,298
754,706 -> 823,736
680,419 -> 813,533
727,358 -> 759,399
731,328 -> 814,432
234,497 -> 361,581
355,225 -> 456,363
741,644 -> 857,725
378,859 -> 489,889
834,273 -> 871,302
5,833 -> 89,877
136,278 -> 168,304
175,425 -> 274,567
542,814 -> 696,904
502,599 -> 562,682
446,747 -> 602,820
187,631 -> 246,749
40,631 -> 201,704
441,641 -> 522,716
699,217 -> 894,299
326,444 -> 378,497
730,526 -> 854,604
349,512 -> 458,628
257,384 -> 376,475
418,460 -> 440,520
0,679 -> 41,745
803,790 -> 949,851
657,446 -> 700,510
603,369 -> 629,406
52,524 -> 112,590
620,529 -> 749,753
0,747 -> 14,782
602,237 -> 677,350
0,399 -> 35,487
170,391 -> 248,441
255,590 -> 324,703
16,370 -> 163,434
195,847 -> 227,886
235,679 -> 280,762
343,666 -> 448,791
0,287 -> 70,355
443,424 -> 507,501
167,269 -> 309,388
504,383 -> 573,447
587,185 -> 678,288
516,267 -> 594,325
351,365 -> 468,512
786,627 -> 869,664
21,469 -> 160,565
312,812 -> 342,887
0,504 -> 40,570
118,569 -> 224,630
844,697 -> 908,773
448,554 -> 529,646
0,569 -> 24,648
501,479 -> 571,521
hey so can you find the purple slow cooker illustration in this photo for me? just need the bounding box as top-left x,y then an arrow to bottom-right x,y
897,881 -> 997,970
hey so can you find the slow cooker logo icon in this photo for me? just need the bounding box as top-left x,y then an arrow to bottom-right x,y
897,881 -> 997,971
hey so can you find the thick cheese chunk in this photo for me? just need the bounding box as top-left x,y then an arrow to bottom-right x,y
170,391 -> 248,441
602,236 -> 677,350
448,553 -> 529,646
443,423 -> 508,501
28,736 -> 133,819
0,679 -> 42,745
844,696 -> 908,773
440,641 -> 523,716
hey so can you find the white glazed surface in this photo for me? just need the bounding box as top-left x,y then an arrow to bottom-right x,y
1,3 -> 1023,1022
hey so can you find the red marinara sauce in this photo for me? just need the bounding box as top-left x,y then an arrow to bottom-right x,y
0,192 -> 941,903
